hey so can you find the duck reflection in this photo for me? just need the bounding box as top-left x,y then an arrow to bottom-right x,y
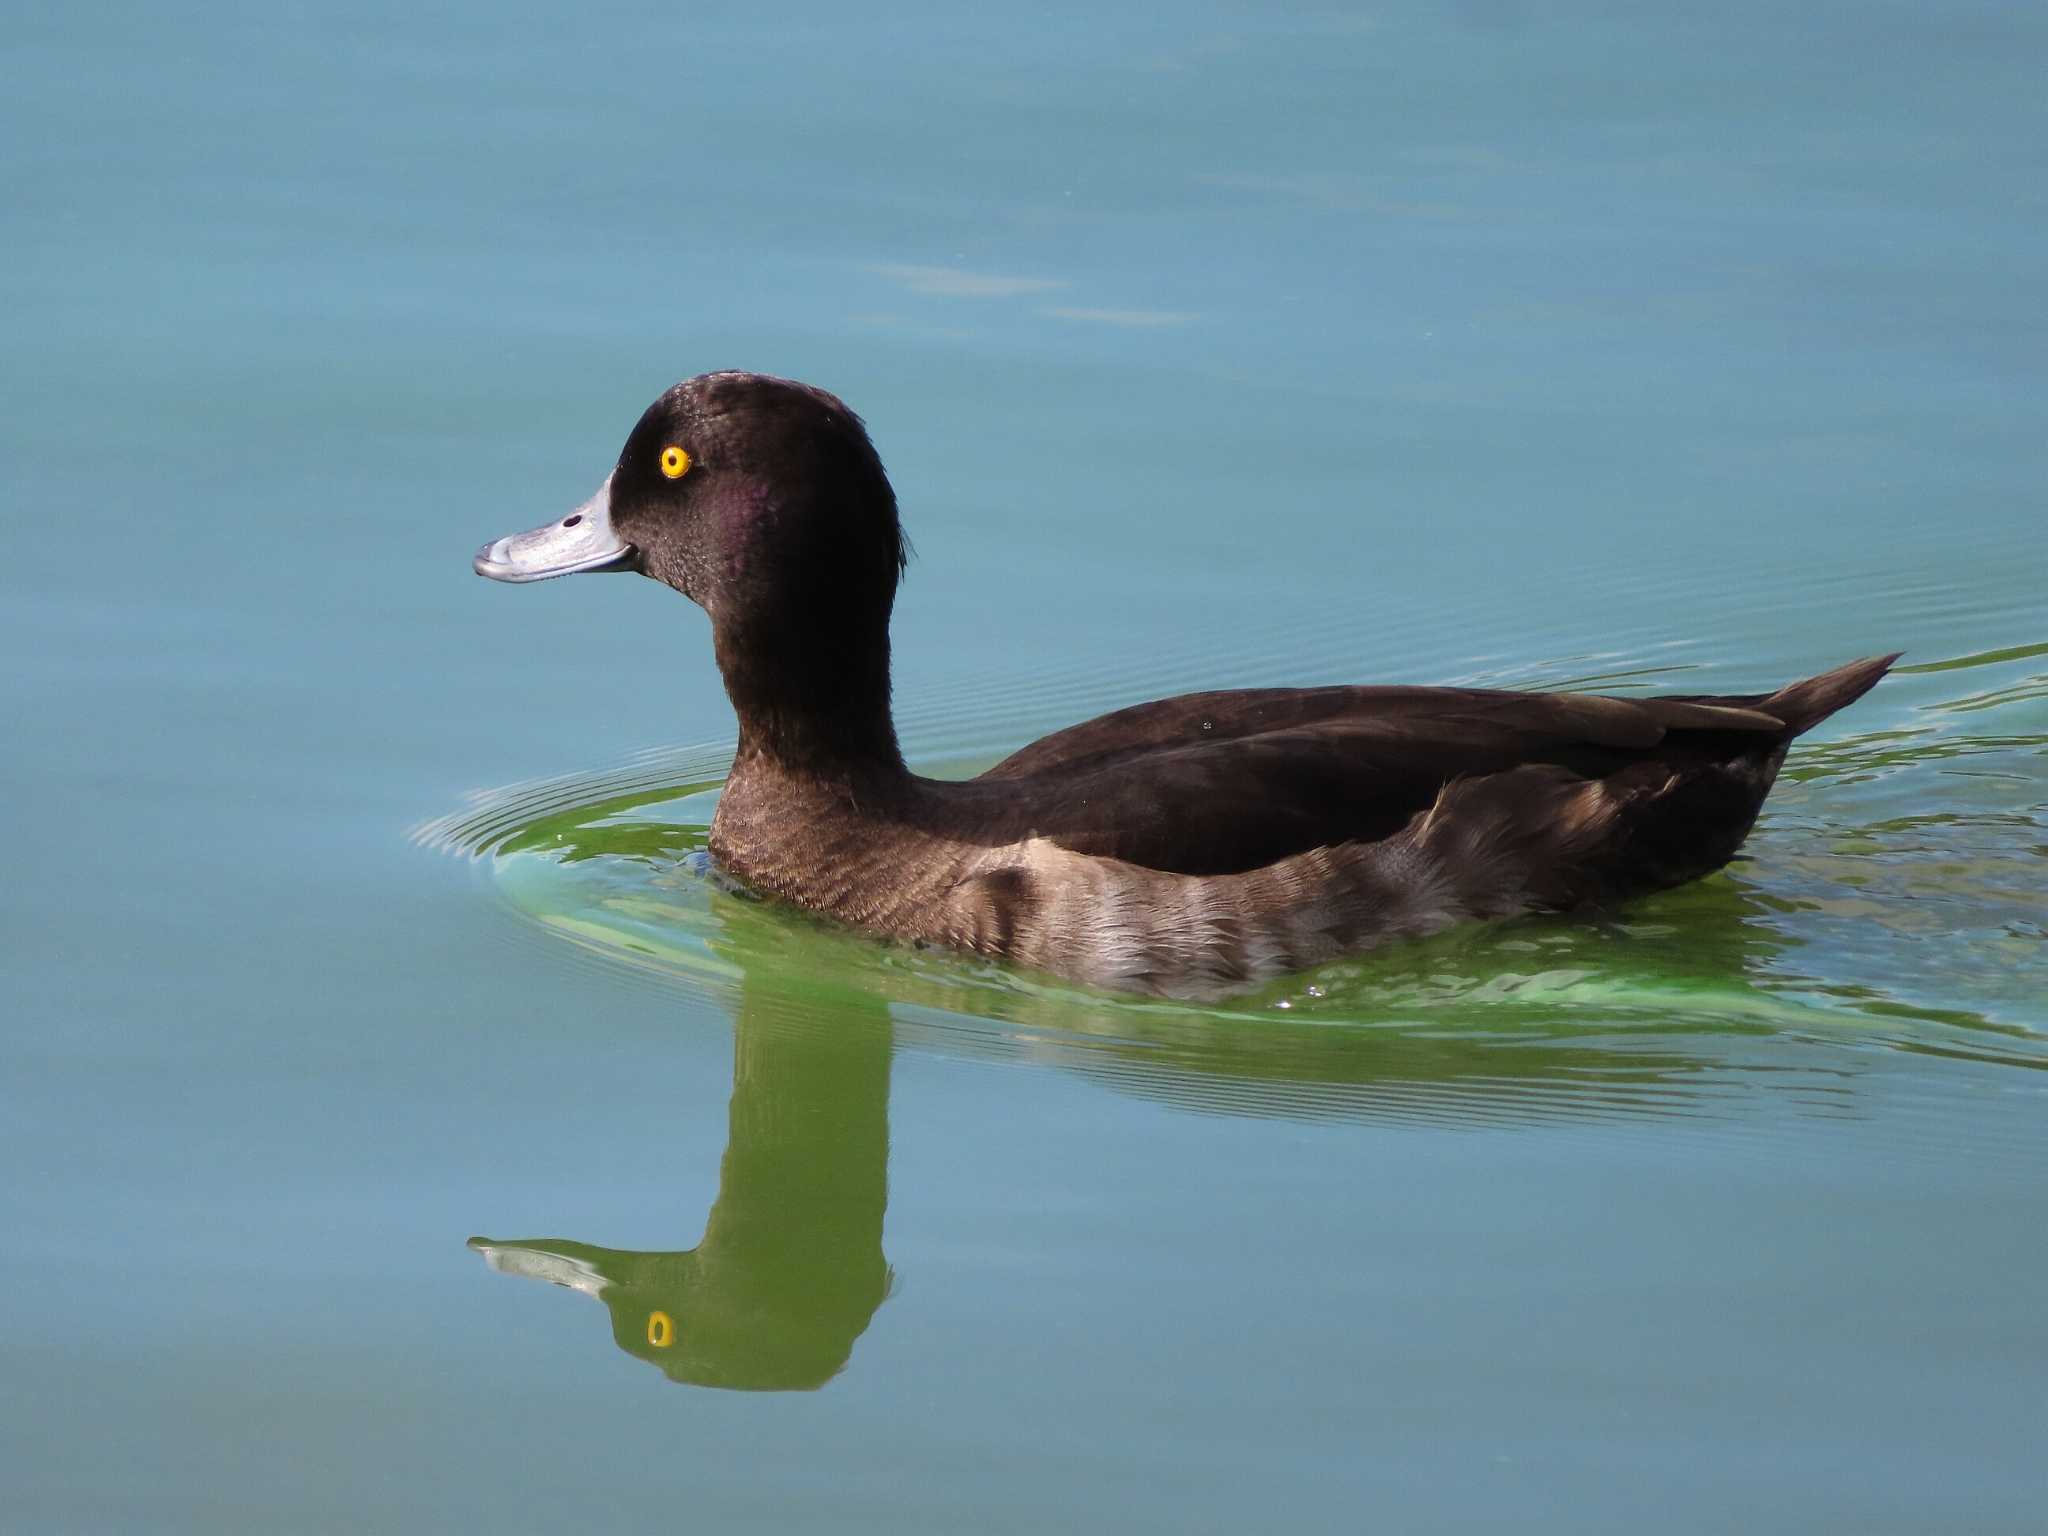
461,781 -> 1976,1392
469,981 -> 892,1391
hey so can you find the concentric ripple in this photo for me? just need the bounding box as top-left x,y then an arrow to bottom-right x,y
416,644 -> 2048,1133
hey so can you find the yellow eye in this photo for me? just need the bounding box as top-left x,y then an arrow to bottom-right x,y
660,446 -> 691,479
647,1310 -> 675,1347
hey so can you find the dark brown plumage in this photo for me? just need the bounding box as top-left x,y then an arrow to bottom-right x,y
475,371 -> 1897,997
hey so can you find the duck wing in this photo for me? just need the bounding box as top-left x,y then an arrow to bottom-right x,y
978,700 -> 1760,878
981,685 -> 1780,781
970,658 -> 1895,881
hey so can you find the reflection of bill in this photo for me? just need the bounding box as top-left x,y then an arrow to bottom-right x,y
470,981 -> 892,1391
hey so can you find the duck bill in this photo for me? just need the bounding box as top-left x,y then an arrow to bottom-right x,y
468,1237 -> 612,1300
473,474 -> 636,583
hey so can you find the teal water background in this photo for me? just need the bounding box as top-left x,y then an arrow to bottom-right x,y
6,3 -> 2045,1529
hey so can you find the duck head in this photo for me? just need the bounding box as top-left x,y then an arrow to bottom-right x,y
476,371 -> 909,769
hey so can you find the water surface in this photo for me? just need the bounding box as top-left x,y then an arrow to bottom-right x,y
5,2 -> 2045,1530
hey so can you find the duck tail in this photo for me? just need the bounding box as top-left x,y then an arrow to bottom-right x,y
1760,652 -> 1902,738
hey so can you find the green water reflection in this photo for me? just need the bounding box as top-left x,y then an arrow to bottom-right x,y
469,880 -> 1790,1392
444,648 -> 2044,1396
473,978 -> 892,1391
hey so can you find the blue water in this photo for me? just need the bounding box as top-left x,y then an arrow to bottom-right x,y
5,3 -> 2045,1530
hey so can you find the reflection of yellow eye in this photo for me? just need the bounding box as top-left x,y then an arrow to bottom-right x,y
660,446 -> 691,479
647,1310 -> 675,1347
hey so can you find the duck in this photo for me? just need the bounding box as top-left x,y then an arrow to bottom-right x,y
473,370 -> 1896,998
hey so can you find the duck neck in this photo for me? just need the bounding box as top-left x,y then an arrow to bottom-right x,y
713,611 -> 908,785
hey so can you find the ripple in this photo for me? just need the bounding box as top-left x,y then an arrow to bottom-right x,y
414,639 -> 2048,1134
